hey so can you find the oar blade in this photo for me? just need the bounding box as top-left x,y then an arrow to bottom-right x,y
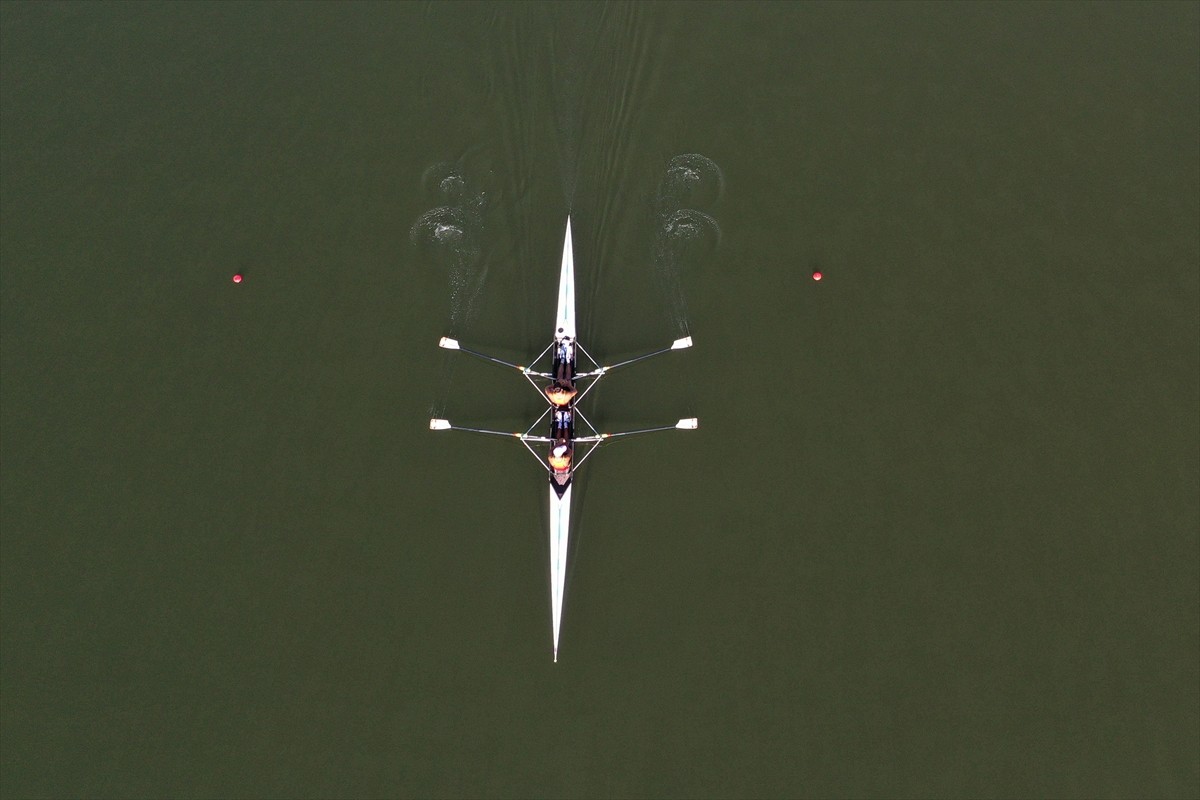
671,336 -> 693,350
438,337 -> 460,350
429,418 -> 452,430
676,417 -> 699,430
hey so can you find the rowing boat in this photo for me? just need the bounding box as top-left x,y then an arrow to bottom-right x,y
430,217 -> 697,661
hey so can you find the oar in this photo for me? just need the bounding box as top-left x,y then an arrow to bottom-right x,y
575,337 -> 692,378
574,418 -> 699,442
439,337 -> 554,377
429,419 -> 552,442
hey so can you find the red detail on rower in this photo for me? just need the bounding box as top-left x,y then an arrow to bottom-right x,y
232,274 -> 243,284
812,271 -> 822,281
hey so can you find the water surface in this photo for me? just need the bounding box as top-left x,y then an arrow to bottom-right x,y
2,2 -> 1197,796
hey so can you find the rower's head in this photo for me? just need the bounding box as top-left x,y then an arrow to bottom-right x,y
545,383 -> 577,407
548,445 -> 571,472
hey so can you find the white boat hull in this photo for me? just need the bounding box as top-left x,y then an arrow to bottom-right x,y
549,483 -> 571,662
430,214 -> 697,662
556,218 -> 575,339
550,217 -> 575,662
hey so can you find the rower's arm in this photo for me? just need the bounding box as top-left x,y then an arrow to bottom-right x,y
438,337 -> 554,378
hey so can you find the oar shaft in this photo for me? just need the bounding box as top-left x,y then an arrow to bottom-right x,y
578,339 -> 689,377
449,425 -> 552,443
576,425 -> 679,442
451,426 -> 521,438
605,425 -> 677,438
603,347 -> 671,372
460,347 -> 524,372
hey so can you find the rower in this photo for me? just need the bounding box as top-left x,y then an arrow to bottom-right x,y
554,336 -> 574,380
547,406 -> 573,471
545,336 -> 578,406
548,443 -> 571,471
545,381 -> 576,407
550,408 -> 572,440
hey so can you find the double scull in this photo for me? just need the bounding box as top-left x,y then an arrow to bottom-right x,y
430,217 -> 697,661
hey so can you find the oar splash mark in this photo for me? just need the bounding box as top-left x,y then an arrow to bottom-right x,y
410,162 -> 491,336
652,154 -> 724,333
655,153 -> 725,215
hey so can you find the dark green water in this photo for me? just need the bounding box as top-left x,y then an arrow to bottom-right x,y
2,2 -> 1197,797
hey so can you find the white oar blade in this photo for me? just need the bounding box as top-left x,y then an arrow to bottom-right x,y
676,417 -> 699,429
429,418 -> 452,430
438,337 -> 460,350
671,336 -> 693,350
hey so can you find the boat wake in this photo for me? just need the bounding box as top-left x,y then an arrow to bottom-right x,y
409,162 -> 490,334
652,153 -> 723,333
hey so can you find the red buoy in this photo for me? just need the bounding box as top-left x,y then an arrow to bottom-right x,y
812,271 -> 822,281
232,274 -> 243,284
